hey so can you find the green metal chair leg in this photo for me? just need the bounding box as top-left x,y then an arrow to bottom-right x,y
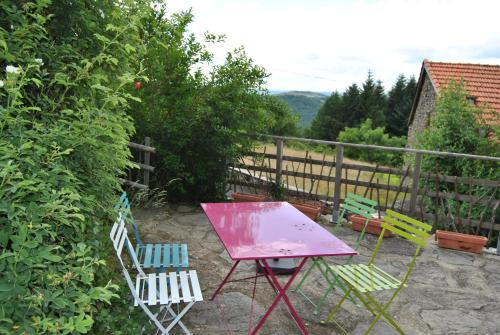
363,290 -> 405,334
294,257 -> 321,292
326,286 -> 353,322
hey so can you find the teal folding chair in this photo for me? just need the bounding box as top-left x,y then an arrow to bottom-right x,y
294,192 -> 378,314
114,192 -> 188,272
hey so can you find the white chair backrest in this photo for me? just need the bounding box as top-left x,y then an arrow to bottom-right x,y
110,213 -> 146,277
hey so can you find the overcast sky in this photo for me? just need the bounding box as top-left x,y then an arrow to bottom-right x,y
166,0 -> 500,93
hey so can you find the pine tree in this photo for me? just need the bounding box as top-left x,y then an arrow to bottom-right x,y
309,91 -> 342,140
360,71 -> 386,127
386,74 -> 417,136
341,83 -> 362,127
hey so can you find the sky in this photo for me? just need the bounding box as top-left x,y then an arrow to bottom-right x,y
166,0 -> 500,93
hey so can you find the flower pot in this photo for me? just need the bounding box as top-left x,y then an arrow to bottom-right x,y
349,214 -> 393,237
231,192 -> 268,202
290,201 -> 322,221
435,230 -> 487,254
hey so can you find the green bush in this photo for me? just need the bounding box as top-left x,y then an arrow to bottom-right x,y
132,6 -> 298,202
0,1 -> 149,333
337,119 -> 407,166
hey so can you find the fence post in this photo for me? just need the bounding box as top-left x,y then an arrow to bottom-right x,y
332,144 -> 344,222
275,138 -> 284,185
143,137 -> 151,188
409,152 -> 422,215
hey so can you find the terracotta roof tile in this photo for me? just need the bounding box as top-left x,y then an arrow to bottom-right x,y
424,60 -> 500,126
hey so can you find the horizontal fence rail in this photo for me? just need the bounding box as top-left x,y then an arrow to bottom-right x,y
121,137 -> 155,190
229,134 -> 499,243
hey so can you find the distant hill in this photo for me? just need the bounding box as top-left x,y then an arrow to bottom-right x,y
273,91 -> 328,128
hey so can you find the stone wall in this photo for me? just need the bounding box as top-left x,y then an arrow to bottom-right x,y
407,72 -> 437,147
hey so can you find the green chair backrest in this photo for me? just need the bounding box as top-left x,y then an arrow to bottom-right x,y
342,192 -> 378,219
369,209 -> 432,281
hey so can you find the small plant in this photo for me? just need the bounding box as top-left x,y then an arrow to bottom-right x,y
269,180 -> 287,200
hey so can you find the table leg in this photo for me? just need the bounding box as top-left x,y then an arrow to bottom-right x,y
250,258 -> 309,335
255,260 -> 278,293
210,260 -> 240,301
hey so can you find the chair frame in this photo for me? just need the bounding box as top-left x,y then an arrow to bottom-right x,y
114,192 -> 188,272
326,209 -> 432,334
110,214 -> 202,335
294,192 -> 378,313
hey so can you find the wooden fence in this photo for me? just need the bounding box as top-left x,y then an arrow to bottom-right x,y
120,137 -> 155,190
229,135 -> 500,243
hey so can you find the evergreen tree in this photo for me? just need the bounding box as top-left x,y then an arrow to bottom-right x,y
309,91 -> 342,140
360,71 -> 386,126
386,74 -> 417,136
342,83 -> 362,127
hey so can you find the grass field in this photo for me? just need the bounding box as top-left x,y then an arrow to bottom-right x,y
240,143 -> 407,208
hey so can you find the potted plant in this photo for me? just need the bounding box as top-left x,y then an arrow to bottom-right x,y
349,214 -> 393,237
289,199 -> 323,221
231,192 -> 268,202
435,230 -> 487,254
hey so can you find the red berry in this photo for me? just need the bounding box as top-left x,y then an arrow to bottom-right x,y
135,82 -> 142,90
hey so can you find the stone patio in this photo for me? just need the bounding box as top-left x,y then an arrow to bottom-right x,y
133,204 -> 500,335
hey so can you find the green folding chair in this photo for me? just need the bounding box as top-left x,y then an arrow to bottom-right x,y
294,192 -> 378,313
326,209 -> 432,334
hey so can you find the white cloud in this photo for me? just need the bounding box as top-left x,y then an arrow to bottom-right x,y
166,0 -> 500,92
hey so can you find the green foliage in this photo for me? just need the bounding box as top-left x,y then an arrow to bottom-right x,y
274,91 -> 327,128
309,72 -> 416,141
359,72 -> 387,127
416,80 -> 499,177
386,75 -> 417,136
132,5 -> 297,201
263,95 -> 299,136
338,119 -> 407,166
0,1 -> 149,333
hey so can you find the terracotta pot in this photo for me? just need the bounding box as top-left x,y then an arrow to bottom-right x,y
290,201 -> 322,220
349,214 -> 393,237
231,192 -> 268,202
435,230 -> 487,254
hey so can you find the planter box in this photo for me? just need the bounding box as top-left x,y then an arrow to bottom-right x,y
232,192 -> 268,202
290,201 -> 322,221
435,230 -> 487,254
349,214 -> 393,237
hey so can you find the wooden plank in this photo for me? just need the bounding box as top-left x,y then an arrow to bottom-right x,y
333,145 -> 343,215
134,276 -> 142,306
181,244 -> 188,267
153,244 -> 162,268
144,244 -> 153,267
128,141 -> 156,153
158,273 -> 169,304
118,178 -> 148,190
172,243 -> 180,268
179,271 -> 192,302
148,274 -> 157,305
409,152 -> 422,215
135,162 -> 155,172
169,272 -> 180,303
189,270 -> 203,301
162,245 -> 171,267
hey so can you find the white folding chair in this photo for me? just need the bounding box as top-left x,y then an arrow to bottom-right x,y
110,214 -> 203,335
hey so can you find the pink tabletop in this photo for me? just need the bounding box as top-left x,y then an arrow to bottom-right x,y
201,202 -> 356,260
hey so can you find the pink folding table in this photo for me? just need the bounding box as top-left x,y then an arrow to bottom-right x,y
201,201 -> 356,335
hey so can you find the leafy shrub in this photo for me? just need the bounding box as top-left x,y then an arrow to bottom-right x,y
0,1 -> 149,333
131,6 -> 298,202
338,119 -> 407,166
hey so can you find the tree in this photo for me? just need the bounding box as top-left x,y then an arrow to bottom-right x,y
308,91 -> 342,140
338,119 -> 406,166
386,74 -> 417,136
263,95 -> 299,136
416,80 -> 498,178
342,83 -> 362,127
360,71 -> 387,126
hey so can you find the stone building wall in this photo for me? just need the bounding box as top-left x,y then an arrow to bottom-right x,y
407,72 -> 437,147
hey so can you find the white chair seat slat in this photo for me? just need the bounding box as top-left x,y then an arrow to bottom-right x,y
169,272 -> 180,303
148,273 -> 157,306
134,275 -> 142,307
159,272 -> 169,305
179,271 -> 192,302
188,270 -> 203,302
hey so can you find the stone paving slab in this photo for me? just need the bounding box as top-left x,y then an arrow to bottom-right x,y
133,205 -> 500,335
